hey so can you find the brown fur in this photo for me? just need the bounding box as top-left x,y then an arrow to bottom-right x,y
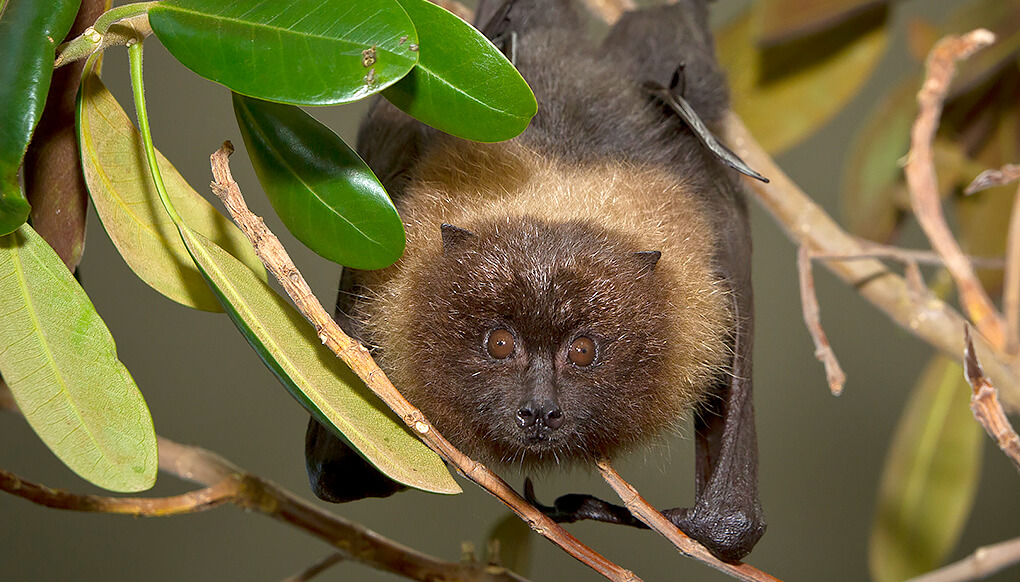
353,138 -> 731,469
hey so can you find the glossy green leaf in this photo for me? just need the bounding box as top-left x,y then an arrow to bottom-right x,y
24,0 -> 110,271
717,4 -> 888,154
382,0 -> 537,142
233,94 -> 404,270
178,223 -> 458,495
759,0 -> 889,45
148,0 -> 419,106
78,56 -> 266,311
0,224 -> 156,492
869,355 -> 984,582
0,0 -> 81,235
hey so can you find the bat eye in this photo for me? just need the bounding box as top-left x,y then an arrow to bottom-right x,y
568,336 -> 596,366
487,329 -> 515,359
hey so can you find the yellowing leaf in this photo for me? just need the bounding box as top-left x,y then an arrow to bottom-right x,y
178,223 -> 459,495
869,355 -> 984,582
77,55 -> 265,311
0,225 -> 156,492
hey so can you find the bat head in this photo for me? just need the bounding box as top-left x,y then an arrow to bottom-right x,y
375,216 -> 701,470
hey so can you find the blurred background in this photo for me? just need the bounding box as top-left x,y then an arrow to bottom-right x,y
2,0 -> 1019,580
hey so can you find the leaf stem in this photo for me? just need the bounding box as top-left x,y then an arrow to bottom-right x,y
127,40 -> 183,225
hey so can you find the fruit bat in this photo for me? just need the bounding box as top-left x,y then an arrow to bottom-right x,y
305,0 -> 766,562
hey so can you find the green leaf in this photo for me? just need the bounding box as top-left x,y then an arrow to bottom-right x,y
77,55 -> 266,311
148,0 -> 419,106
717,3 -> 888,154
233,94 -> 405,270
177,223 -> 458,495
0,224 -> 156,492
382,0 -> 537,142
0,0 -> 81,235
841,78 -> 917,242
869,355 -> 984,582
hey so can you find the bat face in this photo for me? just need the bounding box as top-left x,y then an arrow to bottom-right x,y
389,217 -> 686,469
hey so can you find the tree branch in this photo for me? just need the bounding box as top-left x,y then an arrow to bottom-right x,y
719,111 -> 1020,412
208,143 -> 640,582
596,461 -> 779,582
2,402 -> 529,582
964,328 -> 1020,474
905,30 -> 1004,349
906,536 -> 1020,582
798,246 -> 847,395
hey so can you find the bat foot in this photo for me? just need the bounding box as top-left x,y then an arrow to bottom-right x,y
523,479 -> 646,527
663,505 -> 766,563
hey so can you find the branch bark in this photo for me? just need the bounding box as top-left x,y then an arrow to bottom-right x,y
208,143 -> 640,582
719,111 -> 1020,412
964,328 -> 1020,474
904,30 -> 1004,349
798,246 -> 847,395
906,536 -> 1020,582
1,400 -> 528,582
596,461 -> 780,582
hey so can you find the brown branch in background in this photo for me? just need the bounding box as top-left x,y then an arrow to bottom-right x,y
208,143 -> 640,582
282,553 -> 345,582
720,111 -> 1020,413
1004,183 -> 1020,353
156,436 -> 531,582
797,246 -> 846,395
964,163 -> 1020,195
1,396 -> 528,582
595,461 -> 780,582
964,328 -> 1020,474
904,30 -> 1004,349
579,0 -> 636,24
0,467 -> 237,515
906,536 -> 1020,582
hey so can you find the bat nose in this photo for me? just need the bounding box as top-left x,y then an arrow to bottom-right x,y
516,398 -> 564,431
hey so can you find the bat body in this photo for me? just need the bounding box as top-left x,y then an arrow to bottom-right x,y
306,0 -> 765,562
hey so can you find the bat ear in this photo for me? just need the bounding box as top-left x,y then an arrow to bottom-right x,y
441,223 -> 476,251
634,250 -> 661,273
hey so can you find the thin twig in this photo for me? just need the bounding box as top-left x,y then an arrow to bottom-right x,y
906,536 -> 1020,582
1004,182 -> 1020,353
904,30 -> 1004,349
595,461 -> 780,582
964,327 -> 1020,474
964,163 -> 1020,195
0,468 -> 237,515
282,553 -> 345,582
720,112 -> 1020,413
208,143 -> 640,582
812,242 -> 1005,270
797,246 -> 847,395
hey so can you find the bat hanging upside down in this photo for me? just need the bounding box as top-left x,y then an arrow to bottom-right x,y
305,0 -> 766,562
